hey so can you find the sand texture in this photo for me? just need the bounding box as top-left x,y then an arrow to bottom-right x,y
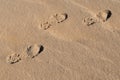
0,0 -> 120,80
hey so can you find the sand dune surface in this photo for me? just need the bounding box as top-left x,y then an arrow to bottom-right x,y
0,0 -> 120,80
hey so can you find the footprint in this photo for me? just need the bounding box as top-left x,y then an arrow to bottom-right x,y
6,53 -> 21,64
83,17 -> 97,26
39,13 -> 68,30
39,21 -> 51,30
49,13 -> 68,24
6,44 -> 44,64
26,44 -> 44,58
83,10 -> 112,26
96,10 -> 112,22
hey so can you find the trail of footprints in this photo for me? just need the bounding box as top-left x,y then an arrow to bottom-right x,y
6,13 -> 68,64
6,10 -> 112,64
39,10 -> 111,29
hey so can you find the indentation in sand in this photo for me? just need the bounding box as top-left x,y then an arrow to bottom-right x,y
39,13 -> 68,30
49,13 -> 68,24
96,10 -> 112,22
26,44 -> 44,58
6,53 -> 21,64
40,21 -> 51,30
83,17 -> 97,26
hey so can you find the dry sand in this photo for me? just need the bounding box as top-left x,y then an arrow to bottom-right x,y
0,0 -> 120,80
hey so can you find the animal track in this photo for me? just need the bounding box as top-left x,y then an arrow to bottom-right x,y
96,10 -> 112,22
26,44 -> 44,58
6,53 -> 21,64
39,13 -> 68,30
83,17 -> 97,26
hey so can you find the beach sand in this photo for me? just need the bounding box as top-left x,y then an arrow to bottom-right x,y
0,0 -> 120,80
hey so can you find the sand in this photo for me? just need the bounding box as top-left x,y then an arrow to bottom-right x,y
0,0 -> 120,80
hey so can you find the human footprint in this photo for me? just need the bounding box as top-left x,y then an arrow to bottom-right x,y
26,44 -> 44,58
39,13 -> 68,30
6,53 -> 21,64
